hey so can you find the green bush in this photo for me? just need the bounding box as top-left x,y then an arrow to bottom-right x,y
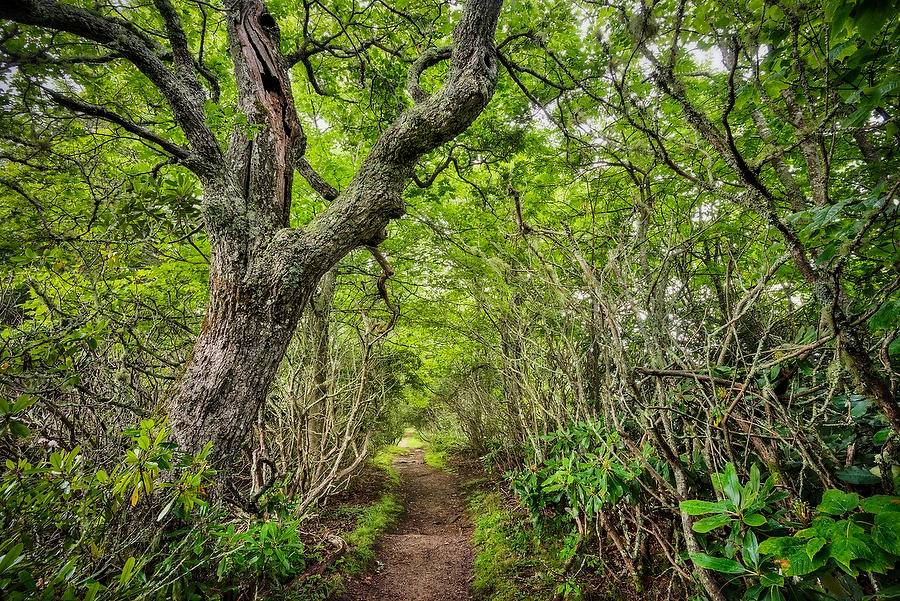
0,415 -> 326,600
508,421 -> 653,529
682,463 -> 900,600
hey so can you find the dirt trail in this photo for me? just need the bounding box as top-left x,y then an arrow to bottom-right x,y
335,437 -> 475,601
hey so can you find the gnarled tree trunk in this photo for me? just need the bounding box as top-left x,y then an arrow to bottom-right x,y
165,0 -> 505,471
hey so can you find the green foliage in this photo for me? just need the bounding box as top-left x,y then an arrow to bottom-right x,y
468,491 -> 545,601
214,519 -> 309,587
0,394 -> 36,439
371,444 -> 409,488
683,464 -> 900,600
422,431 -> 465,472
0,420 -> 330,600
509,421 -> 652,529
0,419 -> 218,600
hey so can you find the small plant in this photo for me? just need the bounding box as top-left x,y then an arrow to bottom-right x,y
681,463 -> 900,600
215,518 -> 310,587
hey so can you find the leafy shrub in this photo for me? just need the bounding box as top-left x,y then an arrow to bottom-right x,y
0,410 -> 334,600
0,417 -> 217,600
509,422 -> 652,529
682,463 -> 900,600
215,518 -> 310,588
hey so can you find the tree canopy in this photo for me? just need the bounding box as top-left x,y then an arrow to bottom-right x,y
2,0 -> 900,599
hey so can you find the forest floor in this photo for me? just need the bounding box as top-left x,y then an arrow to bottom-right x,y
333,433 -> 475,601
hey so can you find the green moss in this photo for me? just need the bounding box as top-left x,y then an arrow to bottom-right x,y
400,428 -> 426,449
469,491 -> 538,600
423,448 -> 450,470
343,493 -> 402,574
421,431 -> 464,473
467,490 -> 587,601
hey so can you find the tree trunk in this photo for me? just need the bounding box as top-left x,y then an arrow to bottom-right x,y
166,0 -> 505,475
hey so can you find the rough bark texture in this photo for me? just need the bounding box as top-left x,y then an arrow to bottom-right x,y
170,0 -> 503,469
0,0 -> 504,474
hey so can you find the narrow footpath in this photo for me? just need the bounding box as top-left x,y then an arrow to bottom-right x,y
335,437 -> 475,601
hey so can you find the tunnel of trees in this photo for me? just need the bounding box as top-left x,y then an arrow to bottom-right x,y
1,0 -> 899,599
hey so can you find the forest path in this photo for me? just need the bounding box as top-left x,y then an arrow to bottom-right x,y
334,434 -> 475,601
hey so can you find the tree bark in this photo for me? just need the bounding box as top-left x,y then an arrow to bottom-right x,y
166,0 -> 504,474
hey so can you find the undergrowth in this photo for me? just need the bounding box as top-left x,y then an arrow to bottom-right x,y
333,441 -> 406,577
421,431 -> 464,472
465,483 -> 631,601
466,487 -> 573,601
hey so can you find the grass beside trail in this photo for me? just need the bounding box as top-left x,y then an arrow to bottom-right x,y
466,489 -> 553,601
343,492 -> 402,574
419,431 -> 464,472
342,443 -> 407,573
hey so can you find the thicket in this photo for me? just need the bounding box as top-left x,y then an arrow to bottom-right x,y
2,0 -> 900,599
417,0 -> 900,597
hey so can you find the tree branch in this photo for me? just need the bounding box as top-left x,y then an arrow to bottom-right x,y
406,45 -> 451,103
2,0 -> 222,173
41,87 -> 195,163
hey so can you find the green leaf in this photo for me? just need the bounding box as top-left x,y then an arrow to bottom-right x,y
874,584 -> 900,598
856,541 -> 898,574
758,536 -> 827,576
870,300 -> 900,331
693,513 -> 733,533
743,531 -> 760,566
689,553 -> 745,574
8,421 -> 29,438
836,466 -> 881,485
761,588 -> 786,601
759,571 -> 784,587
743,513 -> 766,527
852,0 -> 893,42
828,520 -> 872,574
806,537 -> 826,559
0,543 -> 24,575
119,556 -> 136,587
817,489 -> 860,515
679,499 -> 732,515
872,512 -> 900,555
11,395 -> 36,413
860,495 -> 900,514
722,463 -> 741,507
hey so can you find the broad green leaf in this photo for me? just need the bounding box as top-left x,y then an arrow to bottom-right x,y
806,537 -> 826,559
853,0 -> 893,42
743,530 -> 760,566
860,495 -> 900,514
689,553 -> 745,574
817,489 -> 859,515
871,300 -> 900,330
679,499 -> 732,515
722,463 -> 741,507
836,466 -> 881,485
827,520 -> 872,574
873,513 -> 900,555
759,536 -> 827,576
119,556 -> 136,587
693,513 -> 733,533
742,513 -> 766,527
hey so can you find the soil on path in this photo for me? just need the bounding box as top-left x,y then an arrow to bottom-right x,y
335,440 -> 475,601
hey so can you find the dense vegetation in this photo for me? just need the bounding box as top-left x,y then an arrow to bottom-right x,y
1,0 -> 900,599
